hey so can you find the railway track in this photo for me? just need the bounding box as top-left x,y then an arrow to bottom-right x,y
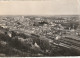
52,37 -> 80,51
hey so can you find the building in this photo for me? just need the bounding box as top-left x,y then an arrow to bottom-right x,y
53,18 -> 67,23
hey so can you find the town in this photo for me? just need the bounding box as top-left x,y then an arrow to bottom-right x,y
0,15 -> 80,56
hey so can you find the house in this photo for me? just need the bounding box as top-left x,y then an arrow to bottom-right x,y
0,24 -> 8,29
53,24 -> 64,30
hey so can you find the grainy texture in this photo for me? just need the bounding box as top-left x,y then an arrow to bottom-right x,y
0,15 -> 80,56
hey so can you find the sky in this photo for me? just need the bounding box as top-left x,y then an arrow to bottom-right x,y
0,0 -> 80,15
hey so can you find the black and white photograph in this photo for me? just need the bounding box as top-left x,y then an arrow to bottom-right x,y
0,0 -> 80,57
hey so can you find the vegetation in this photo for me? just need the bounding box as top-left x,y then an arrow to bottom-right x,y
0,15 -> 80,56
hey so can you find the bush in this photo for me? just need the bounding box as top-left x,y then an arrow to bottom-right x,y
33,36 -> 51,51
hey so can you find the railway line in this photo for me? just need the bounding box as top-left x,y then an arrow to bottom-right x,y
52,37 -> 80,51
